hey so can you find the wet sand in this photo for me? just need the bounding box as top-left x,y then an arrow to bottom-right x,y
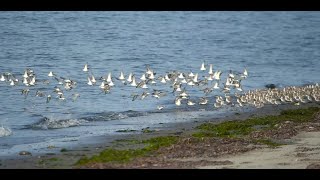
1,102 -> 320,169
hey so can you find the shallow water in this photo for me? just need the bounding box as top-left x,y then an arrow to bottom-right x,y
0,12 -> 320,156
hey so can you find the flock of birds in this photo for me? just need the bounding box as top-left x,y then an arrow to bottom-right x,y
0,61 -> 319,111
238,84 -> 320,108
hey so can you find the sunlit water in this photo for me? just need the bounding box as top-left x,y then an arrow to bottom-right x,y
0,12 -> 320,156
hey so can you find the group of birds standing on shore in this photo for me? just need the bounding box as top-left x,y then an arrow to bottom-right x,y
0,61 -> 319,111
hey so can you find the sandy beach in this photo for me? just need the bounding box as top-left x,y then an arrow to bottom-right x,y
199,131 -> 320,169
1,102 -> 320,169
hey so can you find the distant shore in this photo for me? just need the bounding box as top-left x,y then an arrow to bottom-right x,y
1,102 -> 320,169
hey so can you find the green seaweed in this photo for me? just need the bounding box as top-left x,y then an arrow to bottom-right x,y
255,139 -> 284,148
76,136 -> 178,166
193,107 -> 319,138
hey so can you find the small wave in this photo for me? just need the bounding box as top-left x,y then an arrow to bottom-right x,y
30,117 -> 88,130
83,111 -> 148,121
0,126 -> 12,137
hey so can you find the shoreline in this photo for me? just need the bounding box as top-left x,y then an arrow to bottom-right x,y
1,102 -> 320,169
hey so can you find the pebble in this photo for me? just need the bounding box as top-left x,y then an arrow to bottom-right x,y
19,151 -> 32,156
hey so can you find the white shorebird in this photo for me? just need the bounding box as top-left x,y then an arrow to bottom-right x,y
46,95 -> 51,103
175,98 -> 182,106
236,85 -> 243,92
119,71 -> 125,80
178,73 -> 184,79
0,74 -> 5,82
160,77 -> 166,83
200,61 -> 206,71
23,70 -> 28,78
148,72 -> 155,80
87,77 -> 93,86
164,74 -> 170,81
136,80 -> 146,89
179,90 -> 189,99
83,63 -> 89,72
187,80 -> 195,86
157,105 -> 164,110
244,68 -> 248,77
187,99 -> 195,106
213,71 -> 222,80
188,72 -> 195,77
199,97 -> 208,105
58,94 -> 66,101
208,64 -> 213,75
106,72 -> 112,83
109,80 -> 115,87
130,76 -> 137,86
225,95 -> 231,104
228,71 -> 235,79
127,73 -> 133,82
146,65 -> 153,75
193,73 -> 198,83
9,79 -> 15,86
181,78 -> 187,84
214,102 -> 222,108
100,81 -> 105,89
29,76 -> 36,86
91,75 -> 96,85
237,98 -> 243,107
48,71 -> 55,77
23,77 -> 28,85
140,74 -> 146,81
213,82 -> 220,89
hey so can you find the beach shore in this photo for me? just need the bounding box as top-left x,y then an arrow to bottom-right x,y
1,102 -> 320,169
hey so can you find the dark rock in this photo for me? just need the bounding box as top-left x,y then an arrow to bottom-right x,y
265,84 -> 276,89
19,151 -> 32,156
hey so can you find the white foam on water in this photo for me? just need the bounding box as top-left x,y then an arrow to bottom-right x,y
31,117 -> 88,130
0,126 -> 12,137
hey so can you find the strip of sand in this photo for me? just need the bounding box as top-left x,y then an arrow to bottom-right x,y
197,131 -> 320,169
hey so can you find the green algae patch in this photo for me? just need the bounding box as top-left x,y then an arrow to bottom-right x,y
193,107 -> 320,138
112,139 -> 142,145
76,136 -> 178,166
254,139 -> 284,148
